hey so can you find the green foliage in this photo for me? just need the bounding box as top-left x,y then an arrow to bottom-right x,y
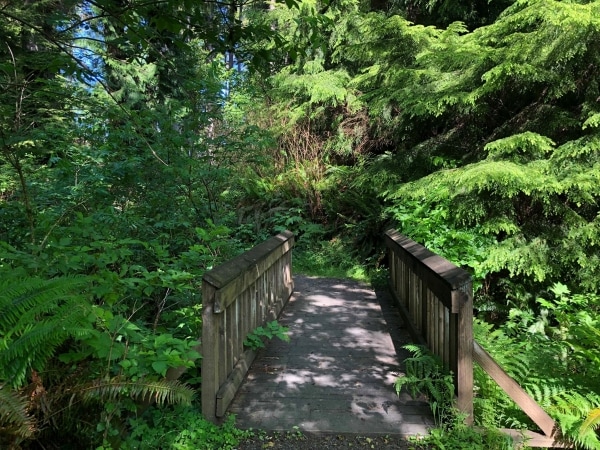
473,284 -> 600,449
580,407 -> 600,442
0,271 -> 199,447
244,321 -> 290,350
394,0 -> 514,29
78,378 -> 194,407
293,237 -> 373,281
395,345 -> 455,425
120,406 -> 252,450
409,421 -> 514,450
384,196 -> 493,288
0,385 -> 34,446
0,273 -> 95,387
397,345 -> 514,450
4,0 -> 600,447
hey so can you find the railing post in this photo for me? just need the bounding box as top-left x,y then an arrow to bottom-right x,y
201,282 -> 219,421
454,282 -> 473,424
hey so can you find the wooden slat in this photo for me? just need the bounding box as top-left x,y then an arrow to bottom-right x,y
449,311 -> 457,376
201,299 -> 218,420
384,230 -> 471,309
386,229 -> 566,440
215,347 -> 258,417
217,313 -> 227,387
205,231 -> 294,313
443,306 -> 450,369
387,230 -> 474,423
473,340 -> 556,437
388,282 -> 427,346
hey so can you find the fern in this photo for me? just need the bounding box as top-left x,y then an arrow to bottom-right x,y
0,385 -> 35,443
580,407 -> 600,439
475,314 -> 600,449
77,378 -> 195,406
395,345 -> 455,426
0,274 -> 95,387
0,275 -> 91,327
547,390 -> 600,450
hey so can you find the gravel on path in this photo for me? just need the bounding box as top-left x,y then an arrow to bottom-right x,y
236,430 -> 426,449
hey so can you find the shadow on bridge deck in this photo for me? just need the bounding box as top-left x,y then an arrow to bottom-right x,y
227,275 -> 434,436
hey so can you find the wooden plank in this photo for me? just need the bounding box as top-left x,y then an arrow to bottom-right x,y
217,313 -> 227,387
449,312 -> 457,377
500,429 -> 571,448
385,230 -> 470,287
420,277 -> 427,338
388,282 -> 427,346
201,299 -> 219,421
200,231 -> 296,423
215,347 -> 258,417
208,232 -> 294,313
456,286 -> 473,425
437,297 -> 444,362
386,229 -> 474,424
384,230 -> 471,309
204,231 -> 294,289
473,340 -> 556,437
443,306 -> 450,369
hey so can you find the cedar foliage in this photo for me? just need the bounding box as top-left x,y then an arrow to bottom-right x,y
252,0 -> 600,447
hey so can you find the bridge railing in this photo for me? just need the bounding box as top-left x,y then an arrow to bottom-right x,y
385,229 -> 474,420
201,231 -> 294,422
385,229 -> 562,446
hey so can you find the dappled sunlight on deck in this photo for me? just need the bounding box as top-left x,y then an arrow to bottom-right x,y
227,275 -> 434,436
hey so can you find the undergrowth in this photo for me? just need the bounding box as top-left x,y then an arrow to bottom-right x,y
293,236 -> 387,284
473,284 -> 600,449
117,405 -> 252,450
395,345 -> 515,450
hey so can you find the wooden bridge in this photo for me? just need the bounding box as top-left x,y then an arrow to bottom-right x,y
197,230 -> 569,448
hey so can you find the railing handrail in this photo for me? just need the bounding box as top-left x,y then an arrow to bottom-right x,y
201,231 -> 294,422
385,230 -> 472,312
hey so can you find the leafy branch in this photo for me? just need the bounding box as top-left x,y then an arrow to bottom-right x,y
244,320 -> 290,350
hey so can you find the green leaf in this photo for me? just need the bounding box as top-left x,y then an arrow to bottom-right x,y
152,360 -> 169,377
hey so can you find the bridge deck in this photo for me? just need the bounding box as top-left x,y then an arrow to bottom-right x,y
227,275 -> 434,436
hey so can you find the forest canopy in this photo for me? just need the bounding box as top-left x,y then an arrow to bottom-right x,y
1,0 -> 600,448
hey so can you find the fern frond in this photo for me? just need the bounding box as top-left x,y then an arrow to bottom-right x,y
0,275 -> 95,387
580,407 -> 600,436
0,275 -> 90,328
76,378 -> 195,406
0,385 -> 35,440
543,389 -> 600,450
